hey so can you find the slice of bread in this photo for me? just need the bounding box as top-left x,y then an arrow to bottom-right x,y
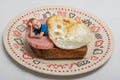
30,45 -> 87,59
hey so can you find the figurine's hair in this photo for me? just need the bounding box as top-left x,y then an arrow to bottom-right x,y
27,18 -> 36,27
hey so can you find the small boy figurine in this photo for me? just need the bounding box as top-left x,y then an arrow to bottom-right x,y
27,18 -> 48,38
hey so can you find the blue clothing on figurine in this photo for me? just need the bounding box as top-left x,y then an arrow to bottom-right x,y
33,24 -> 48,36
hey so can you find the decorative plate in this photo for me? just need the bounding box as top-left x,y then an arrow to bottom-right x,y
3,6 -> 114,76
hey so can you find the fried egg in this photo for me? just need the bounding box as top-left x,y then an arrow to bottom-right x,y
47,15 -> 93,50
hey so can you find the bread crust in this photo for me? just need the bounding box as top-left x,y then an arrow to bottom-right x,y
30,45 -> 87,59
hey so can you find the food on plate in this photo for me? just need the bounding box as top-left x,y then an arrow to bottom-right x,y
26,15 -> 93,59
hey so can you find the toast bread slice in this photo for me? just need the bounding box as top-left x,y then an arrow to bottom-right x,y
30,45 -> 87,59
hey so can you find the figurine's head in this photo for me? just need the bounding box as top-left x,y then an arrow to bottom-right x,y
28,18 -> 40,29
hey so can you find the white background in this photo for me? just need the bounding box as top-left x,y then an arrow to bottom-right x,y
0,0 -> 120,80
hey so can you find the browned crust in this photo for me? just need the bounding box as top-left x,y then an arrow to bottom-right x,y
30,45 -> 87,59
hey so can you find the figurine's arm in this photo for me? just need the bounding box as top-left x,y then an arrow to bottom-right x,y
30,32 -> 44,38
38,32 -> 44,38
29,26 -> 35,37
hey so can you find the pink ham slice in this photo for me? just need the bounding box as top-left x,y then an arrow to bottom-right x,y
26,27 -> 54,49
